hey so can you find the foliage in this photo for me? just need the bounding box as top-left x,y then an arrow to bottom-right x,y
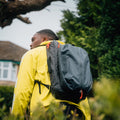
96,1 -> 120,77
2,101 -> 81,120
89,77 -> 120,120
58,0 -> 120,79
0,86 -> 14,119
0,85 -> 80,120
31,102 -> 66,120
0,97 -> 7,120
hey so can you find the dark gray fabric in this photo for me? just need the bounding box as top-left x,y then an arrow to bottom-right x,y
47,41 -> 93,103
59,44 -> 93,94
47,41 -> 63,93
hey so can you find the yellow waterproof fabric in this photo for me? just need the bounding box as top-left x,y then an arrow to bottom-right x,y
12,41 -> 91,120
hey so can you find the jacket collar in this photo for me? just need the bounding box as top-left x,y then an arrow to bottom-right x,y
40,40 -> 65,46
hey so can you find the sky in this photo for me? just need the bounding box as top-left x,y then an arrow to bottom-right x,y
0,0 -> 77,50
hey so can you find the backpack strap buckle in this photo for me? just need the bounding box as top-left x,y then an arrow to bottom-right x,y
46,42 -> 51,49
79,90 -> 83,100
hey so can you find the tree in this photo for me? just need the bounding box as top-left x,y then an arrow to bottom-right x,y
96,0 -> 120,77
0,0 -> 65,28
58,0 -> 120,79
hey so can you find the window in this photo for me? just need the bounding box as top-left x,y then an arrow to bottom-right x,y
3,69 -> 8,78
0,61 -> 17,81
3,62 -> 9,67
0,62 -> 10,80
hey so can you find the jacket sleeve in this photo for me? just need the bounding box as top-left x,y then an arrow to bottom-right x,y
78,98 -> 91,120
12,52 -> 36,116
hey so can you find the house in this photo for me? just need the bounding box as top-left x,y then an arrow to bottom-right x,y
0,41 -> 28,86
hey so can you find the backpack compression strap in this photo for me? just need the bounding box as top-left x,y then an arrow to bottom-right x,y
34,80 -> 50,94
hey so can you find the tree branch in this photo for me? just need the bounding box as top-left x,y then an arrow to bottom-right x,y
17,15 -> 31,24
0,0 -> 65,28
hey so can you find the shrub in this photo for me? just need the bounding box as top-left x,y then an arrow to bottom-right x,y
0,86 -> 14,119
89,77 -> 120,120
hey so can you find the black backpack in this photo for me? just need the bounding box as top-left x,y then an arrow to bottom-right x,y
35,40 -> 93,103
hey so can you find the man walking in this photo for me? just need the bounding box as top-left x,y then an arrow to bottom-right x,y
12,29 -> 91,120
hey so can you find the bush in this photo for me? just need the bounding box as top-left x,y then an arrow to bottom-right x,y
0,86 -> 80,120
3,102 -> 80,120
0,86 -> 14,119
89,77 -> 120,120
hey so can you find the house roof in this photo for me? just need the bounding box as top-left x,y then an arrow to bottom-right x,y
0,41 -> 28,63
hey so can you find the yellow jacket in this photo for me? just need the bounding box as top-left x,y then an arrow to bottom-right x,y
12,41 -> 91,120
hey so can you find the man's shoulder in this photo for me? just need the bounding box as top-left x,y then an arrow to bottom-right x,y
28,46 -> 46,54
22,46 -> 45,59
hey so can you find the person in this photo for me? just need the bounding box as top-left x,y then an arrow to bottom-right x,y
12,29 -> 91,120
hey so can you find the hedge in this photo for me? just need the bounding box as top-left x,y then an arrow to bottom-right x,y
0,86 -> 14,119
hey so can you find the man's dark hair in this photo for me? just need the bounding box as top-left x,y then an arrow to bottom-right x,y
37,29 -> 59,40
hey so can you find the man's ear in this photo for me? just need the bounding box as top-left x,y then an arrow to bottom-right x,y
43,36 -> 49,42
